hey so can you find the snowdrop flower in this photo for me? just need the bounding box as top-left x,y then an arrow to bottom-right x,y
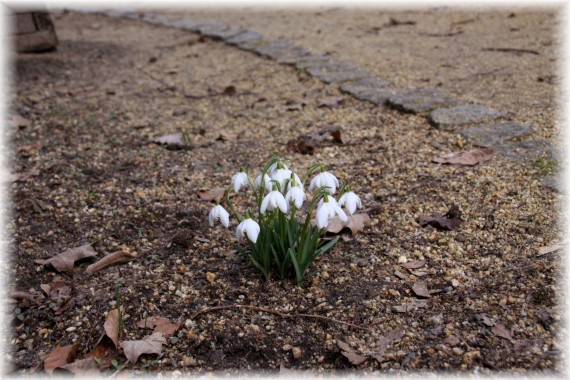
316,196 -> 347,228
208,205 -> 230,228
253,173 -> 273,192
272,168 -> 301,190
260,189 -> 288,214
232,170 -> 250,193
285,186 -> 306,209
236,218 -> 260,243
268,161 -> 287,175
309,170 -> 340,195
318,195 -> 338,208
338,191 -> 362,215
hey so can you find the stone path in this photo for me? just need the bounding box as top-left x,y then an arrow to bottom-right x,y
79,8 -> 560,191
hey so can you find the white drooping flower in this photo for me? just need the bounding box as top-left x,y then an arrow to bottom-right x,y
316,197 -> 348,228
309,170 -> 340,194
253,173 -> 272,192
232,171 -> 250,193
338,191 -> 362,215
260,190 -> 288,214
271,168 -> 301,191
208,205 -> 230,228
285,186 -> 306,209
318,195 -> 338,208
236,218 -> 260,243
268,161 -> 288,175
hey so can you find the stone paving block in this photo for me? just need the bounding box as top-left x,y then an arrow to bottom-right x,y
458,121 -> 533,147
200,24 -> 243,40
540,175 -> 563,194
428,104 -> 505,130
339,77 -> 392,105
494,139 -> 557,163
306,61 -> 372,84
167,19 -> 208,32
293,54 -> 335,70
253,39 -> 311,62
225,30 -> 263,45
386,88 -> 464,114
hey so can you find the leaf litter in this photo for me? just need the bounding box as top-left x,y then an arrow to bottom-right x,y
34,243 -> 98,273
432,148 -> 494,166
122,332 -> 167,364
418,204 -> 463,231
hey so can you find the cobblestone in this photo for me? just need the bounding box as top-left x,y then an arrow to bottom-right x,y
386,88 -> 464,114
427,104 -> 505,131
458,122 -> 533,147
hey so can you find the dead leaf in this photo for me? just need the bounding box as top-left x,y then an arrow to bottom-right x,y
432,148 -> 494,166
11,289 -> 45,307
319,125 -> 345,144
418,204 -> 463,231
40,277 -> 73,314
474,313 -> 495,327
198,187 -> 226,201
87,308 -> 121,366
491,324 -> 515,344
137,316 -> 181,337
393,299 -> 428,313
57,358 -> 99,376
394,270 -> 409,280
336,340 -> 368,365
86,250 -> 138,274
402,260 -> 425,269
325,213 -> 371,235
317,97 -> 344,109
411,280 -> 433,298
35,244 -> 98,273
122,332 -> 166,363
538,243 -> 565,256
10,114 -> 30,128
409,269 -> 429,277
43,344 -> 80,375
371,330 -> 404,362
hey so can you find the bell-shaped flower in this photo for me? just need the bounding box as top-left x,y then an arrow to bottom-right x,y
271,168 -> 301,191
253,173 -> 272,192
338,191 -> 362,215
316,197 -> 347,228
285,186 -> 306,209
260,190 -> 288,214
268,161 -> 288,175
208,205 -> 230,228
232,171 -> 250,193
309,171 -> 340,194
318,195 -> 338,208
236,218 -> 260,243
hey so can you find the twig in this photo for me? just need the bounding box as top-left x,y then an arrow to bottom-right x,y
190,304 -> 368,330
529,350 -> 559,370
482,47 -> 539,55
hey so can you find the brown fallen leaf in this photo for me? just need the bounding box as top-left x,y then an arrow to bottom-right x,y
336,340 -> 367,365
411,280 -> 434,298
491,324 -> 515,344
401,260 -> 425,269
57,358 -> 99,376
85,250 -> 138,274
35,244 -> 98,273
87,308 -> 121,367
43,344 -> 80,375
198,187 -> 226,201
319,125 -> 345,144
409,269 -> 429,277
325,213 -> 371,235
11,289 -> 45,307
432,148 -> 494,166
371,330 -> 404,362
137,316 -> 181,337
418,204 -> 463,231
122,332 -> 167,364
40,277 -> 73,314
394,270 -> 409,280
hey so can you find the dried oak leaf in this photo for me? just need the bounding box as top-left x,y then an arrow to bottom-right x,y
432,148 -> 494,166
122,332 -> 167,364
418,204 -> 463,231
336,340 -> 368,365
87,308 -> 121,367
43,344 -> 80,375
85,249 -> 138,274
411,280 -> 436,298
57,358 -> 99,376
198,187 -> 226,201
325,213 -> 371,235
35,244 -> 98,273
137,316 -> 181,337
491,324 -> 515,344
40,277 -> 73,314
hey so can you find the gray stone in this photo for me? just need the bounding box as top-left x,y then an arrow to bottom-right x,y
140,14 -> 174,27
200,24 -> 243,40
225,30 -> 263,45
168,19 -> 208,32
306,61 -> 372,84
494,139 -> 556,162
339,77 -> 392,105
458,121 -> 533,147
386,88 -> 464,114
104,9 -> 138,18
540,175 -> 563,193
428,104 -> 505,130
253,40 -> 311,63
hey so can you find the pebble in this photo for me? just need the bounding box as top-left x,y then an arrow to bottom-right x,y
451,279 -> 460,287
282,344 -> 292,351
453,347 -> 465,356
292,347 -> 302,359
398,255 -> 407,263
65,327 -> 76,332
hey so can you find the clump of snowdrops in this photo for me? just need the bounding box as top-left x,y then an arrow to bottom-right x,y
208,154 -> 362,285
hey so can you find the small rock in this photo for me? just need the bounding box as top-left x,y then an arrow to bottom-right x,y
292,347 -> 302,359
206,272 -> 217,283
451,279 -> 460,287
453,347 -> 465,355
398,255 -> 407,264
283,344 -> 293,351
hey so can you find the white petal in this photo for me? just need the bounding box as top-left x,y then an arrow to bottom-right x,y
276,192 -> 288,213
334,204 -> 348,222
208,208 -> 216,227
236,222 -> 245,240
245,220 -> 260,243
260,193 -> 270,213
219,208 -> 230,227
316,203 -> 331,228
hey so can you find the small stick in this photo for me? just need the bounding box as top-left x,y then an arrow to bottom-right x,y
482,47 -> 539,55
190,304 -> 368,331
